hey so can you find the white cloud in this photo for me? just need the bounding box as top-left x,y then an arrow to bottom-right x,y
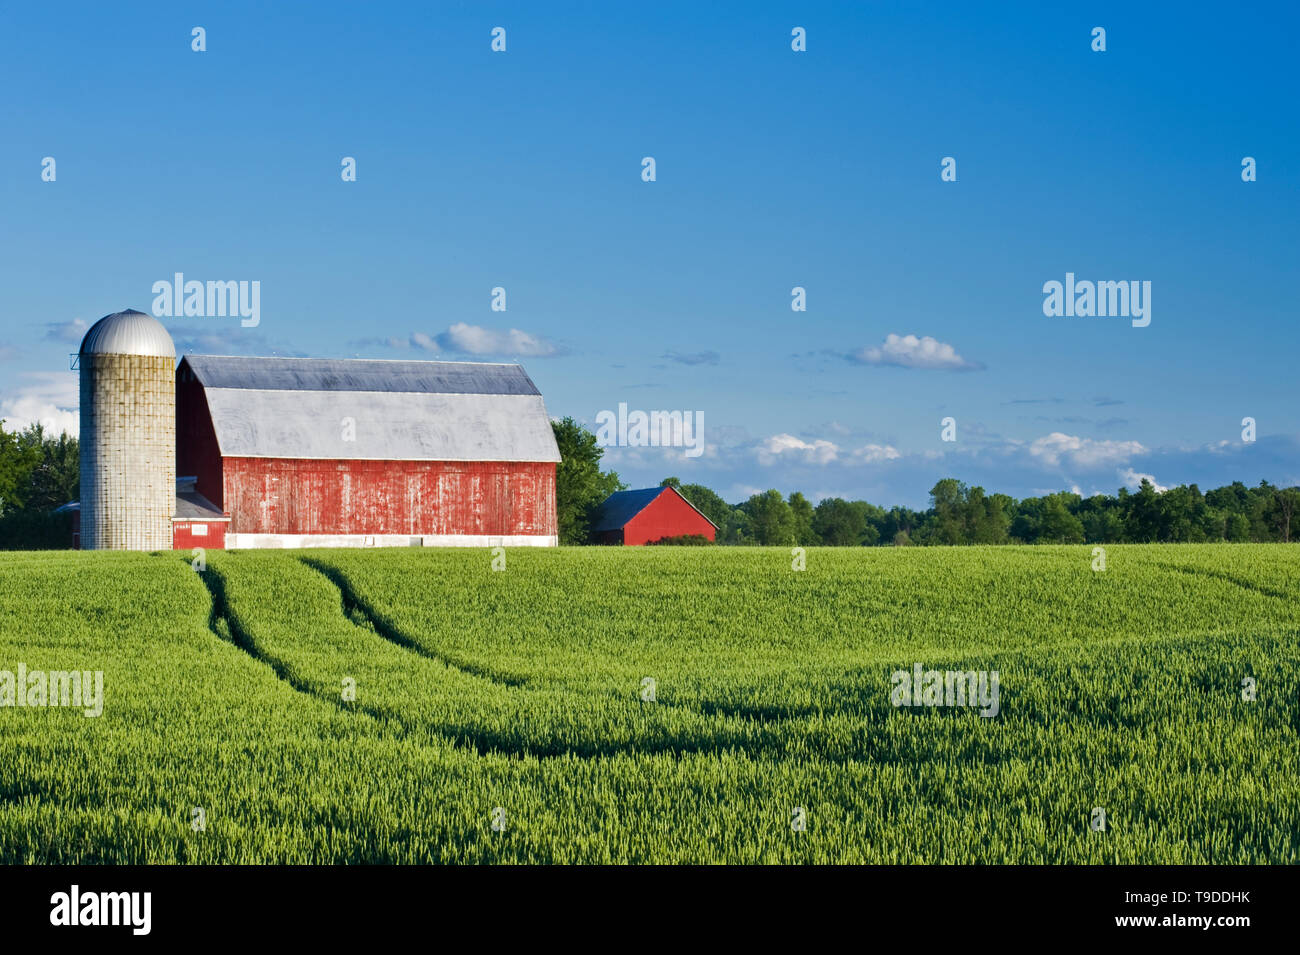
850,443 -> 902,464
1028,432 -> 1146,469
750,435 -> 901,469
601,442 -> 716,469
1119,468 -> 1168,493
378,324 -> 560,357
0,371 -> 79,436
757,434 -> 839,466
167,325 -> 304,357
436,323 -> 558,357
44,318 -> 88,344
663,350 -> 720,366
850,334 -> 982,371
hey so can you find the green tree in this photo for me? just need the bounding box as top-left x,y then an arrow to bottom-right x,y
881,505 -> 920,543
552,417 -> 625,544
1156,484 -> 1213,542
1009,497 -> 1046,542
812,497 -> 865,546
1248,482 -> 1277,541
0,421 -> 44,517
1038,493 -> 1085,543
788,492 -> 816,545
724,508 -> 756,545
1124,479 -> 1162,542
26,426 -> 79,511
926,478 -> 967,545
742,489 -> 796,545
1206,481 -> 1250,514
964,486 -> 1011,544
1081,504 -> 1125,543
854,501 -> 882,546
1224,511 -> 1251,542
856,501 -> 885,546
1267,487 -> 1300,543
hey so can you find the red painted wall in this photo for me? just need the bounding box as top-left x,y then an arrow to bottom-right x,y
176,369 -> 225,509
623,488 -> 717,545
173,520 -> 228,551
220,458 -> 557,536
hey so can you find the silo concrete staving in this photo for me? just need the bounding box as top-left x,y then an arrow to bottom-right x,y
77,309 -> 176,550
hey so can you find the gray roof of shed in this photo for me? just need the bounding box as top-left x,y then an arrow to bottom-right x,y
59,488 -> 229,521
182,355 -> 560,463
174,488 -> 229,521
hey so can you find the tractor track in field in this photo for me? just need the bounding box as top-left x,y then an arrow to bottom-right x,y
298,557 -> 830,727
204,555 -> 1138,762
197,563 -> 533,756
199,564 -> 310,694
196,564 -> 390,725
196,560 -> 827,762
299,557 -> 531,688
194,555 -> 1292,767
1153,561 -> 1294,602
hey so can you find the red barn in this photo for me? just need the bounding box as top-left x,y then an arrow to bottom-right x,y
592,486 -> 718,545
175,355 -> 560,548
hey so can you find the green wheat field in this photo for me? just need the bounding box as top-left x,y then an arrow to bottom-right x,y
1,544 -> 1296,864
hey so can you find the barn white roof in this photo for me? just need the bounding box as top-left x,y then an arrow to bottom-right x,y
183,355 -> 543,395
182,355 -> 561,463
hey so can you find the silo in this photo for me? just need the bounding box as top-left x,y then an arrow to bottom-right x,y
78,309 -> 176,550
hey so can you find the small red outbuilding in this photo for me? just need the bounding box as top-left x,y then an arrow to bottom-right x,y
591,486 -> 718,545
62,477 -> 229,551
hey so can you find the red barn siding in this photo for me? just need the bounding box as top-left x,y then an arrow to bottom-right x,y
176,372 -> 225,509
173,520 -> 228,550
622,489 -> 717,545
221,458 -> 557,537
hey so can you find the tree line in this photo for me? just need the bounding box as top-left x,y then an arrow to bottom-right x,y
1,417 -> 1295,549
666,476 -> 1298,546
551,417 -> 1300,546
0,421 -> 80,549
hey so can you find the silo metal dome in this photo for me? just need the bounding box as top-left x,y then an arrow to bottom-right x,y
78,310 -> 176,550
79,309 -> 176,358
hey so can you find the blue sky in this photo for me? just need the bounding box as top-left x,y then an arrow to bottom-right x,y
1,1 -> 1296,508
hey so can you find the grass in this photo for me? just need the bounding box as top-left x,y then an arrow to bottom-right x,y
0,544 -> 1296,863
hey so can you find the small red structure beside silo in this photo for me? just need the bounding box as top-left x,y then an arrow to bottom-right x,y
171,477 -> 230,550
592,486 -> 718,545
172,520 -> 228,550
61,477 -> 230,551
